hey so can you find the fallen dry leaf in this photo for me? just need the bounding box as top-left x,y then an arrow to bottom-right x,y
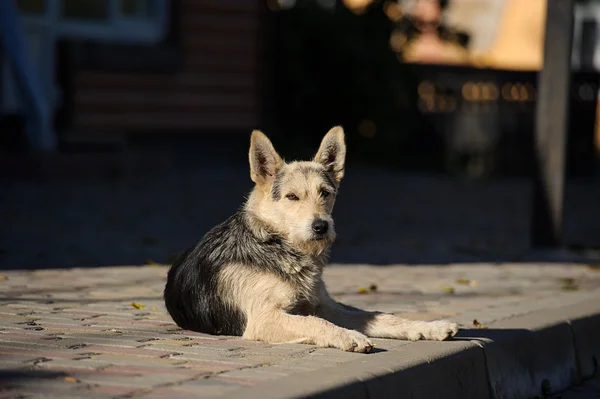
0,275 -> 6,281
369,284 -> 378,292
587,264 -> 600,271
559,277 -> 575,285
357,287 -> 369,294
131,302 -> 146,310
64,376 -> 78,383
559,277 -> 579,291
473,319 -> 487,329
456,278 -> 478,287
144,259 -> 161,266
152,306 -> 158,311
562,283 -> 579,291
440,285 -> 455,294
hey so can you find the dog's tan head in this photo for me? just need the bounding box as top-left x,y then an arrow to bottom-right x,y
245,126 -> 346,255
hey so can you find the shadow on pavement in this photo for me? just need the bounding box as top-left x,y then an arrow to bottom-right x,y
454,328 -> 532,342
1,139 -> 599,270
0,369 -> 67,385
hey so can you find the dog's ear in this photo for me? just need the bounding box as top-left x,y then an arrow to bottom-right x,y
249,130 -> 284,184
314,126 -> 346,183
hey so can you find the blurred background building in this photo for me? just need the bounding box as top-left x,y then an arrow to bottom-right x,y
1,0 -> 264,150
1,0 -> 599,177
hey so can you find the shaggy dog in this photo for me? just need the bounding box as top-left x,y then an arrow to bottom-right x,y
164,127 -> 458,353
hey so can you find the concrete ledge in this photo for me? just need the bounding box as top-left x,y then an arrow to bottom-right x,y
225,296 -> 600,399
226,341 -> 489,399
363,341 -> 490,399
464,315 -> 578,399
466,297 -> 600,399
558,300 -> 600,380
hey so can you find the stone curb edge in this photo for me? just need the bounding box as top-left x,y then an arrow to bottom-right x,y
222,296 -> 600,399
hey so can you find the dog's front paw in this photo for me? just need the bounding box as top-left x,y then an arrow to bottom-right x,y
414,320 -> 458,341
329,329 -> 373,353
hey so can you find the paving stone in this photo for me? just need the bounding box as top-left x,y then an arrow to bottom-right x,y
0,377 -> 86,398
136,386 -> 217,399
84,384 -> 141,397
72,370 -> 193,388
55,311 -> 106,319
267,363 -> 317,373
0,392 -> 33,399
273,356 -> 352,372
177,340 -> 247,350
0,335 -> 83,349
99,364 -> 205,377
49,337 -> 144,348
142,338 -> 230,347
0,315 -> 38,326
181,361 -> 248,373
80,345 -> 179,358
0,353 -> 40,364
0,362 -> 33,372
220,368 -> 292,381
152,332 -> 226,341
11,394 -> 90,399
0,346 -> 80,360
81,354 -> 186,367
240,344 -> 308,357
176,376 -> 255,393
169,352 -> 269,367
146,344 -> 243,357
83,317 -> 172,328
232,354 -> 286,364
36,359 -> 113,370
25,326 -> 113,335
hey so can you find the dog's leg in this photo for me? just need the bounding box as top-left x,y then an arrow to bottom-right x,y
243,309 -> 374,353
317,284 -> 458,341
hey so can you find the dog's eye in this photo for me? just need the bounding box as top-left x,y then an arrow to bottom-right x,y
285,193 -> 299,201
320,190 -> 330,198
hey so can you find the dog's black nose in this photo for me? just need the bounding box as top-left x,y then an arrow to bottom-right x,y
312,219 -> 329,235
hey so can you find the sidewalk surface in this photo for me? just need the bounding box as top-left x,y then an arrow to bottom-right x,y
2,263 -> 600,399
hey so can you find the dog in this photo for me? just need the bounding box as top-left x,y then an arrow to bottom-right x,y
164,127 -> 459,353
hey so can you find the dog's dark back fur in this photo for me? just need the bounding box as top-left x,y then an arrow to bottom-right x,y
163,210 -> 324,335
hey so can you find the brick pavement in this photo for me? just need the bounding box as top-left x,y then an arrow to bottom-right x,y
1,263 -> 600,398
